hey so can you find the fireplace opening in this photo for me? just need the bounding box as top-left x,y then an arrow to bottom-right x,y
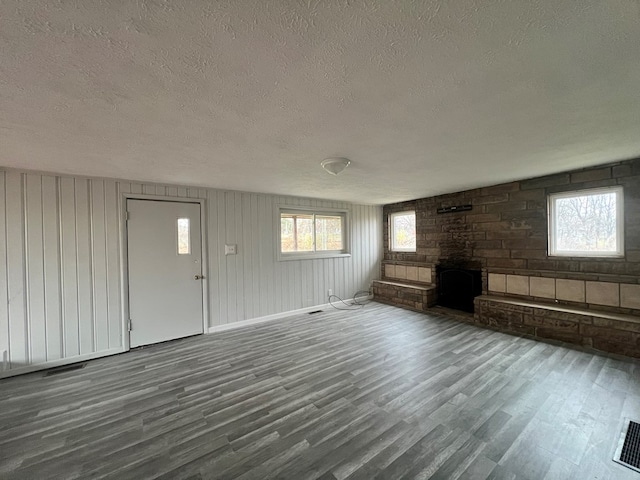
436,265 -> 482,313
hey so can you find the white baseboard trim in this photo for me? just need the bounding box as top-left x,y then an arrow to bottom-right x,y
0,347 -> 126,379
207,296 -> 372,334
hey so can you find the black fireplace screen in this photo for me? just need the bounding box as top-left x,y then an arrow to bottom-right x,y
437,266 -> 482,313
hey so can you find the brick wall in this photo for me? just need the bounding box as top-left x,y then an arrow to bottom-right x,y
474,296 -> 640,358
372,280 -> 437,313
382,158 -> 640,314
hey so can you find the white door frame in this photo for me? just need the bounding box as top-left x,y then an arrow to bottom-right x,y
119,193 -> 209,351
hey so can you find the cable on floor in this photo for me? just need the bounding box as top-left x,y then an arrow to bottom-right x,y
328,290 -> 372,310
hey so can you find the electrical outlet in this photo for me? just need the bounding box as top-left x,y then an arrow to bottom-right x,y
225,244 -> 237,255
328,289 -> 332,297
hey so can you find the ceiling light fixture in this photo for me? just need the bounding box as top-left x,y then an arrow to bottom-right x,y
321,157 -> 351,176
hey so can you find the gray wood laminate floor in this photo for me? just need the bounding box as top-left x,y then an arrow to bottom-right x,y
1,302 -> 639,480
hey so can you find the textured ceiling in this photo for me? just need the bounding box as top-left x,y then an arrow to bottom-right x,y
1,1 -> 640,204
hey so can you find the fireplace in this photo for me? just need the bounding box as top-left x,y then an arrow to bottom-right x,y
436,265 -> 482,313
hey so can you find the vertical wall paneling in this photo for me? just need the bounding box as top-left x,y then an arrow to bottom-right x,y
234,192 -> 244,322
301,255 -> 311,308
226,192 -> 237,322
265,195 -> 276,314
348,204 -> 355,296
0,168 -> 382,375
258,194 -> 270,315
241,194 -> 253,320
60,177 -> 80,357
25,175 -> 47,363
42,176 -> 62,361
0,172 -> 9,368
353,204 -> 362,290
363,205 -> 370,286
362,205 -> 369,287
352,204 -> 361,294
217,191 -> 228,324
90,180 -> 110,352
196,191 -> 381,326
6,172 -> 28,367
104,180 -> 121,349
207,190 -> 220,326
75,178 -> 94,355
250,194 -> 260,316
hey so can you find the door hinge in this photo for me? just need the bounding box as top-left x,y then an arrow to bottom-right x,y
128,319 -> 132,331
125,211 -> 130,221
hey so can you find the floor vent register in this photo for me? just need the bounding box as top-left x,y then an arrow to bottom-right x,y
44,362 -> 87,376
614,419 -> 640,473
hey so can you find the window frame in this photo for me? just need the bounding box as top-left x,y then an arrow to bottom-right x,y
547,186 -> 624,258
277,206 -> 350,261
389,210 -> 417,252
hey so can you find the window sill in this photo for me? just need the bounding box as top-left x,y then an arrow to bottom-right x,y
278,252 -> 352,261
548,253 -> 625,259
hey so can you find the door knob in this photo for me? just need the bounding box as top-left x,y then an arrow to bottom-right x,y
195,274 -> 205,280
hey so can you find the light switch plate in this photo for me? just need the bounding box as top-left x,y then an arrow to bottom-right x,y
225,244 -> 237,255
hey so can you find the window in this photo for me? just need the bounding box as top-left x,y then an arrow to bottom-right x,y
177,218 -> 191,255
279,207 -> 349,259
548,187 -> 623,257
390,211 -> 416,252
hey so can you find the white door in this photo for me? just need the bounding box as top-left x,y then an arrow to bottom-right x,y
127,199 -> 204,348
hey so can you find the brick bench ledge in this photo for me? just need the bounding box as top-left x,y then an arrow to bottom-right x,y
477,295 -> 640,325
474,295 -> 640,358
373,280 -> 437,313
373,280 -> 435,291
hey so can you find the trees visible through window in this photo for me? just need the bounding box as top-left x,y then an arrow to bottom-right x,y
280,208 -> 347,259
548,187 -> 623,257
281,213 -> 314,252
315,215 -> 344,251
390,211 -> 416,252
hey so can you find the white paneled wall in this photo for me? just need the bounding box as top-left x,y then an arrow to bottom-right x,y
0,169 -> 382,376
1,171 -> 124,376
204,191 -> 382,326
